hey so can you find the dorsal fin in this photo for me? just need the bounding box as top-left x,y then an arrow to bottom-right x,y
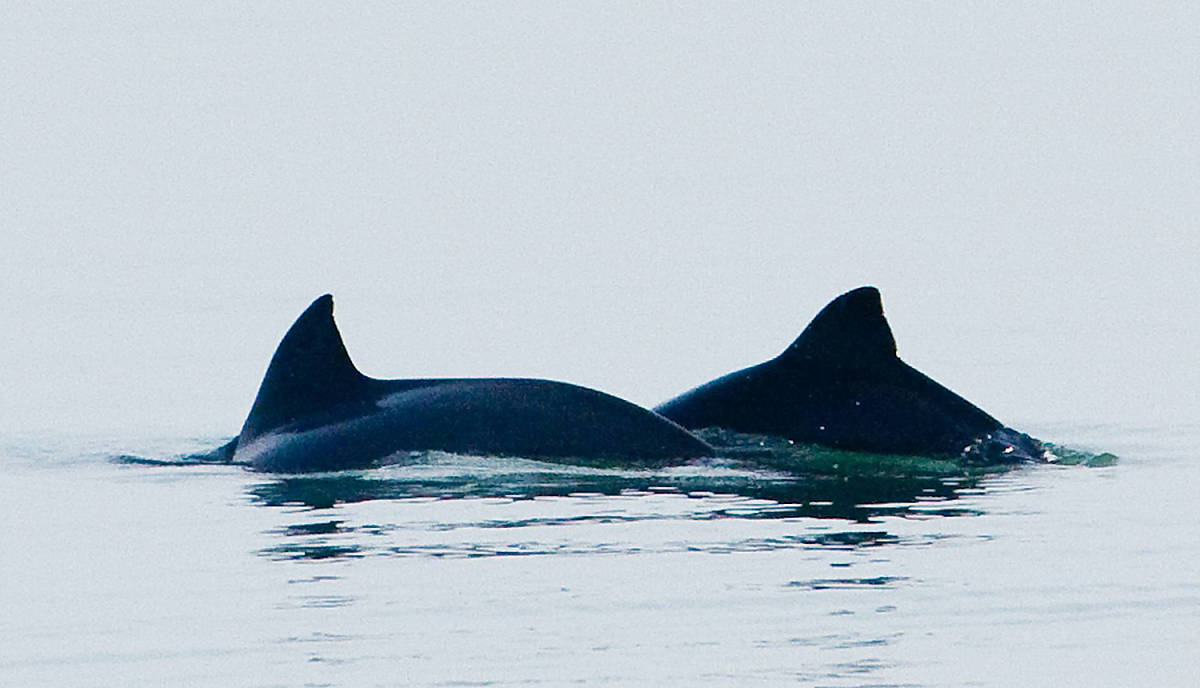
238,295 -> 370,440
779,286 -> 898,366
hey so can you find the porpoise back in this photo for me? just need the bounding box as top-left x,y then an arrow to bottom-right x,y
232,295 -> 713,472
655,287 -> 1045,461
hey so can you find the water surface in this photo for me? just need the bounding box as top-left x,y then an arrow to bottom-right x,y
1,423 -> 1195,687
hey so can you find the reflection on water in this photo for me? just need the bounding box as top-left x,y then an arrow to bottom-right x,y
247,450 -> 996,563
786,576 -> 910,590
278,594 -> 357,610
245,443 -> 989,514
259,523 -> 912,561
223,432 -> 1115,569
248,470 -> 978,517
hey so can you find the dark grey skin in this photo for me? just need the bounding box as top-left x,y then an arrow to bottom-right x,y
655,287 -> 1047,463
226,295 -> 713,472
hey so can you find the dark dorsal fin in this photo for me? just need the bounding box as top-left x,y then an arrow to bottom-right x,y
238,295 -> 370,441
779,286 -> 898,366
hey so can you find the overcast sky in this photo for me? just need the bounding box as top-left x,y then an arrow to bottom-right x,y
2,3 -> 1196,436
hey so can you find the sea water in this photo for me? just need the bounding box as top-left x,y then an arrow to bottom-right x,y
0,422 -> 1196,687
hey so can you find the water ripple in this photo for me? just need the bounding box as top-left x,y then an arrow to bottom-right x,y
786,577 -> 911,591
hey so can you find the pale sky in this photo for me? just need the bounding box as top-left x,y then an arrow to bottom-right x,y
2,3 -> 1196,436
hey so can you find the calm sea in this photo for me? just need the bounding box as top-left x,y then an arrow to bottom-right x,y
1,420 -> 1196,687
